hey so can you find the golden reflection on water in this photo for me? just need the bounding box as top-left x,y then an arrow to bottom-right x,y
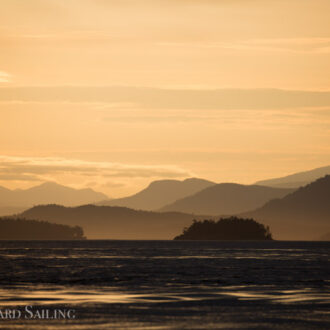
1,286 -> 329,306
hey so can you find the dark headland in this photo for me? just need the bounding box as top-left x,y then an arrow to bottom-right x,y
0,218 -> 86,240
174,217 -> 273,241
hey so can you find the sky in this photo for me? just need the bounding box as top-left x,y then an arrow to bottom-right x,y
0,0 -> 330,197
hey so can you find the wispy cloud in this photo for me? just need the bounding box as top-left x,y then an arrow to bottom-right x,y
0,71 -> 11,83
0,155 -> 191,183
234,38 -> 330,54
8,32 -> 330,54
158,37 -> 330,54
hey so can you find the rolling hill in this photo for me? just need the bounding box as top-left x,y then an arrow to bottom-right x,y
19,204 -> 210,240
242,175 -> 330,240
160,183 -> 294,215
98,178 -> 215,211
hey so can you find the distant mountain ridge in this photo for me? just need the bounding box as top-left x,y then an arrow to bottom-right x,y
255,165 -> 330,188
160,183 -> 294,215
17,176 -> 330,240
242,175 -> 330,240
0,182 -> 108,213
98,178 -> 215,211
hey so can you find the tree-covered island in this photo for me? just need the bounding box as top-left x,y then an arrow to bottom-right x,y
174,217 -> 272,240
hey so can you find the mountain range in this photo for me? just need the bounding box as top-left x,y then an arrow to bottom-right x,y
242,175 -> 330,240
98,178 -> 215,211
97,165 -> 330,214
160,183 -> 294,215
1,166 -> 330,240
17,175 -> 330,240
255,165 -> 330,188
0,182 -> 108,215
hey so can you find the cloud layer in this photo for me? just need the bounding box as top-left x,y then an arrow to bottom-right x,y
0,155 -> 191,184
1,86 -> 330,110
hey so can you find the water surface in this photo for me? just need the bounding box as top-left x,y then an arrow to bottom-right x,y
0,240 -> 329,329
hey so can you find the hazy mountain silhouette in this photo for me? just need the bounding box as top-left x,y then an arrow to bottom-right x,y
255,165 -> 330,188
174,217 -> 272,241
0,182 -> 108,214
242,176 -> 330,240
19,204 -> 211,240
0,217 -> 85,240
18,177 -> 330,240
160,183 -> 294,215
98,178 -> 215,211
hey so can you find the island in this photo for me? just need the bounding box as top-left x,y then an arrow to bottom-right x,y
318,232 -> 330,241
0,218 -> 86,240
174,217 -> 273,240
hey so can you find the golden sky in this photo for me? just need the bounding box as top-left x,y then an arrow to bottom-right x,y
0,0 -> 330,197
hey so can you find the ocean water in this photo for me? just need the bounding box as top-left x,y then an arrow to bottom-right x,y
0,240 -> 329,329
